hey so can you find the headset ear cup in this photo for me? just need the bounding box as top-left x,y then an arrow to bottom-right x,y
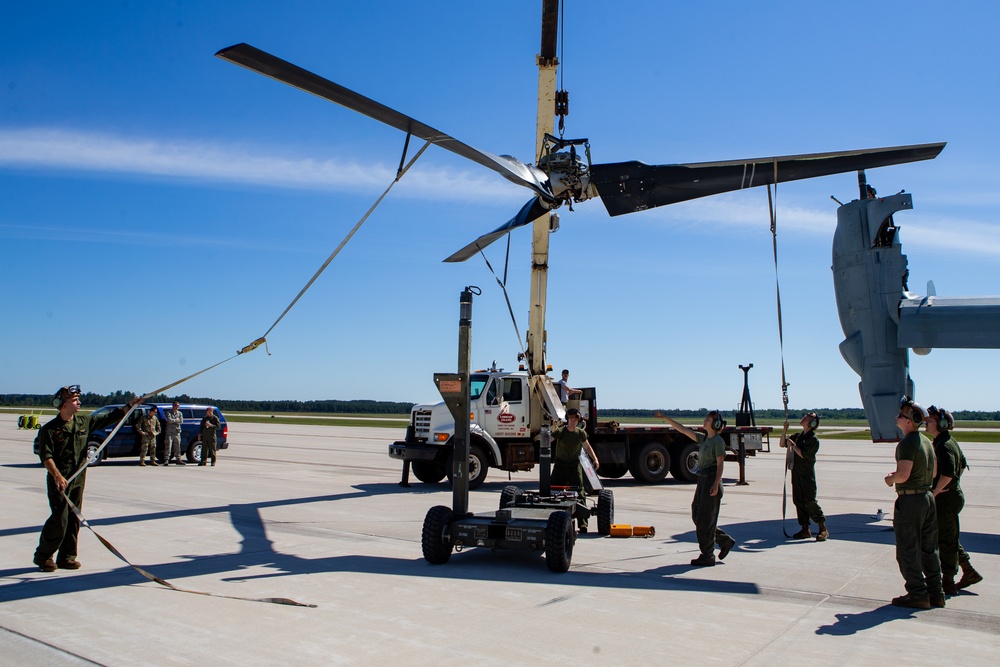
53,396 -> 61,408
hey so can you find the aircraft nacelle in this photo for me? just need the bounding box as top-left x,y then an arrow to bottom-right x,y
832,192 -> 914,442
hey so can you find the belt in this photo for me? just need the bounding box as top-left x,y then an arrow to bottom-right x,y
897,489 -> 930,495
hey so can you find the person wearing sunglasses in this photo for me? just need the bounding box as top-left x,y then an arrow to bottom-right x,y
884,398 -> 944,609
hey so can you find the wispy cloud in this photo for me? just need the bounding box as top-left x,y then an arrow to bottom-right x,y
0,127 -> 522,202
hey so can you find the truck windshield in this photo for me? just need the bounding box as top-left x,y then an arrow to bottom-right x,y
469,374 -> 489,400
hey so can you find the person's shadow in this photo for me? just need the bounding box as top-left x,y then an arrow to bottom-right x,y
816,604 -> 921,635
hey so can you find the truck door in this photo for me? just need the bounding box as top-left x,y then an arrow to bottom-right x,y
492,377 -> 529,439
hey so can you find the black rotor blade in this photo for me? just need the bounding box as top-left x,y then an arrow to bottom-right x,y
590,142 -> 946,216
444,197 -> 549,263
216,43 -> 553,201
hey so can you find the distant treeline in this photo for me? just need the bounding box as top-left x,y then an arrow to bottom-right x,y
601,408 -> 1000,422
0,392 -> 414,415
5,393 -> 999,420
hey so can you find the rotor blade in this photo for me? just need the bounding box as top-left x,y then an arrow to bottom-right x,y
444,197 -> 549,263
590,142 -> 946,216
216,43 -> 553,201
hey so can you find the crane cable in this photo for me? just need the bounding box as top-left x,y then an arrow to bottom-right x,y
52,139 -> 433,607
767,160 -> 796,539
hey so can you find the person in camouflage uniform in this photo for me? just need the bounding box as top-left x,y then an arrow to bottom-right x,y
926,405 -> 982,595
163,401 -> 185,466
136,407 -> 161,466
198,407 -> 221,466
34,385 -> 139,571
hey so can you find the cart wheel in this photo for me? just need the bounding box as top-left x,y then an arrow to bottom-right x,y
499,485 -> 523,509
17,416 -> 25,429
421,505 -> 454,565
545,510 -> 574,573
596,489 -> 614,536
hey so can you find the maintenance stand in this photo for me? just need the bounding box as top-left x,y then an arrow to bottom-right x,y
421,287 -> 614,572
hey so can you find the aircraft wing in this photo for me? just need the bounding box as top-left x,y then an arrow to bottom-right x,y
590,142 -> 946,216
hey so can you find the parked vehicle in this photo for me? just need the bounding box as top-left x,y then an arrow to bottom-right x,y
33,403 -> 229,465
389,365 -> 770,489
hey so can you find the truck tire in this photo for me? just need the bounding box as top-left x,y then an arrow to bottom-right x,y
671,442 -> 700,483
421,505 -> 454,564
598,463 -> 628,479
499,485 -> 523,509
448,443 -> 489,490
629,441 -> 671,483
186,441 -> 202,464
412,460 -> 447,484
544,510 -> 574,572
596,489 -> 614,536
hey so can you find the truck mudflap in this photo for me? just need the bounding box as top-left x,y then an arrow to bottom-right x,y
388,442 -> 439,462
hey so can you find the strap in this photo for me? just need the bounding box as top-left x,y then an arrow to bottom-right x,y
768,166 -> 795,538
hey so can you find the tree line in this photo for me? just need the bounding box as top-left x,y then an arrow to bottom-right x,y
5,393 -> 999,420
600,407 -> 1000,421
0,392 -> 414,415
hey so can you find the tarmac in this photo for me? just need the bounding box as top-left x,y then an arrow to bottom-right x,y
1,413 -> 997,665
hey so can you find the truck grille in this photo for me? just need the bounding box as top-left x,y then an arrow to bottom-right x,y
412,409 -> 433,440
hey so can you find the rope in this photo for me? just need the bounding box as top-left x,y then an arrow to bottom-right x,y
767,162 -> 795,539
260,139 -> 431,340
50,140 -> 434,607
476,240 -> 528,363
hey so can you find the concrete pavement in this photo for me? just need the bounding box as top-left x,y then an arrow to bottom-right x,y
1,414 -> 997,665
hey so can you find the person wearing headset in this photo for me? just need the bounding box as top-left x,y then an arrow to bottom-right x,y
884,397 -> 944,609
661,411 -> 736,567
34,385 -> 142,572
781,413 -> 829,541
925,405 -> 982,595
550,408 -> 600,532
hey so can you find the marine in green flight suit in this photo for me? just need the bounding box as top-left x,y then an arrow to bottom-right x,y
33,386 -> 136,571
925,405 -> 980,594
885,400 -> 943,609
782,413 -> 828,541
550,408 -> 599,531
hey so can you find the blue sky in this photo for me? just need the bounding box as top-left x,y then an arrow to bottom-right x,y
3,1 -> 1000,411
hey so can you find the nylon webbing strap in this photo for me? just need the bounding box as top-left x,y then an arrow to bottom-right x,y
60,492 -> 315,607
768,167 -> 795,539
476,244 -> 527,362
260,139 -> 431,340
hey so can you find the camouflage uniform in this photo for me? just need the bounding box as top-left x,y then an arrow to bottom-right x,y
164,408 -> 184,463
199,412 -> 221,466
35,406 -> 127,565
137,410 -> 161,465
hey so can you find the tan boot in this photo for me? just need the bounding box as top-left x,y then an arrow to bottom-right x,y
816,523 -> 829,541
957,557 -> 984,589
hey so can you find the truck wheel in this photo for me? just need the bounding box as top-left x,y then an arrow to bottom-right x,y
421,505 -> 454,565
598,463 -> 628,479
671,442 -> 700,483
446,443 -> 490,490
86,442 -> 102,467
187,442 -> 202,464
412,460 -> 447,484
629,441 -> 671,483
596,489 -> 614,536
499,485 -> 523,509
544,510 -> 574,572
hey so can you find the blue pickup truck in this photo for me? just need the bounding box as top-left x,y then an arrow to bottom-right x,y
33,403 -> 229,465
